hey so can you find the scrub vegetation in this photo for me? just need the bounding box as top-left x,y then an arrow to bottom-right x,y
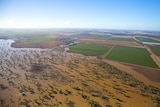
1,29 -> 160,107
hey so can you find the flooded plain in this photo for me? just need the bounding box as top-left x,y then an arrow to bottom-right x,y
0,39 -> 160,107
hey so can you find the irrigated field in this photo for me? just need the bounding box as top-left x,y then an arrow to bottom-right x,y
150,45 -> 160,56
69,44 -> 110,56
135,36 -> 160,43
108,37 -> 135,42
90,32 -> 112,38
106,45 -> 158,68
22,36 -> 55,42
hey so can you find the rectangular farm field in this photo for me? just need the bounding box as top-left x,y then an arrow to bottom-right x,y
90,32 -> 112,38
106,45 -> 158,68
108,37 -> 135,42
23,36 -> 54,42
150,45 -> 160,56
69,44 -> 110,56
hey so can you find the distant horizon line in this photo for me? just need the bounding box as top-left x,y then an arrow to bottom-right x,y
0,27 -> 160,32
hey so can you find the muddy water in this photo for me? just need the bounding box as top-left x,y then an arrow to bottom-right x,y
0,39 -> 15,49
0,39 -> 60,76
0,39 -> 50,59
0,39 -> 50,51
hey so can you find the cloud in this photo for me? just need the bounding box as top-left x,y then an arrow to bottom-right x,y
64,21 -> 72,27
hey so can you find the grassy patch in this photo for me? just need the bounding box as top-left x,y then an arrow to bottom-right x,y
150,45 -> 160,56
135,36 -> 160,43
69,44 -> 110,56
22,36 -> 54,42
106,45 -> 158,68
90,32 -> 112,38
108,37 -> 135,42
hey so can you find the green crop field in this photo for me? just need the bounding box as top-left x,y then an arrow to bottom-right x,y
22,36 -> 54,42
106,45 -> 158,68
150,45 -> 160,56
135,36 -> 160,43
108,37 -> 135,42
90,32 -> 112,38
69,44 -> 110,56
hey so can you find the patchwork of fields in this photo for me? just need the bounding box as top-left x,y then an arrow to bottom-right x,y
69,37 -> 159,68
1,30 -> 160,107
106,45 -> 158,68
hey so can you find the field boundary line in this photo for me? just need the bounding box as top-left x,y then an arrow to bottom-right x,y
101,45 -> 115,59
145,45 -> 160,68
104,59 -> 160,70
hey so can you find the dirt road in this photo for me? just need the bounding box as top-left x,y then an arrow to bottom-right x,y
104,59 -> 160,88
145,45 -> 160,68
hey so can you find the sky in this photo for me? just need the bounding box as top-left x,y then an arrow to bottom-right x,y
0,0 -> 160,30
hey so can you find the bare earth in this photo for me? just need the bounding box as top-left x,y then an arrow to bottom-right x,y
1,49 -> 160,107
1,38 -> 160,107
105,59 -> 160,88
12,40 -> 62,48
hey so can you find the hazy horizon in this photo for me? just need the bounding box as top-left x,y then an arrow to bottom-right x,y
0,0 -> 160,31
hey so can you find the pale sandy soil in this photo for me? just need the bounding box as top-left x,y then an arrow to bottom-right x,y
104,59 -> 160,88
0,48 -> 160,107
12,40 -> 62,48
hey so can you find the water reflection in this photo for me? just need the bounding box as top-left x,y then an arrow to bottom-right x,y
0,39 -> 15,49
0,39 -> 50,60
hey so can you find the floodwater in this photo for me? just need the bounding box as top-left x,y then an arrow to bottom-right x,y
0,39 -> 68,65
0,39 -> 50,50
0,39 -> 49,53
0,39 -> 15,49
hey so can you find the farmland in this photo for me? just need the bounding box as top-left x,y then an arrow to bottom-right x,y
69,44 -> 110,56
90,32 -> 112,38
106,45 -> 158,68
108,37 -> 136,42
135,36 -> 160,43
150,45 -> 160,56
1,29 -> 160,107
22,36 -> 55,42
79,38 -> 141,46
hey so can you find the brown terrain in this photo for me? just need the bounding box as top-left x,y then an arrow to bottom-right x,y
0,48 -> 160,107
1,36 -> 160,107
12,40 -> 62,49
105,60 -> 160,88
